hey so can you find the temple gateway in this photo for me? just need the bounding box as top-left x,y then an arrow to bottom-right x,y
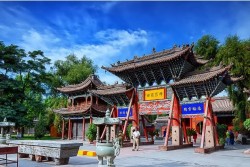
55,44 -> 241,152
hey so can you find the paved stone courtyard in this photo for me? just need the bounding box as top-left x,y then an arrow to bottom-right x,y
1,140 -> 250,167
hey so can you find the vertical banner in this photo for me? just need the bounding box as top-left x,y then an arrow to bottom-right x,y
118,107 -> 133,118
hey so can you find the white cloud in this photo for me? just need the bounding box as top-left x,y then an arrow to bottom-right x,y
15,28 -> 150,84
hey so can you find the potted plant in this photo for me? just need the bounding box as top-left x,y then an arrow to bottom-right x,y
186,128 -> 196,143
154,129 -> 160,137
86,123 -> 97,143
216,123 -> 227,147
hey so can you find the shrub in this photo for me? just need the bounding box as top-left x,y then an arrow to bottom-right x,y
186,128 -> 196,136
126,124 -> 133,139
86,123 -> 97,141
34,114 -> 47,139
243,119 -> 250,131
216,123 -> 227,139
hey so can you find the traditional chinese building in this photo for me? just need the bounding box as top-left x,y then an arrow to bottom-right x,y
54,75 -> 107,140
169,64 -> 241,152
102,45 -> 207,138
103,44 -> 241,152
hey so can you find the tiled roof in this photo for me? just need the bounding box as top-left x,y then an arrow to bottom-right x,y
102,45 -> 205,73
54,104 -> 106,116
91,83 -> 133,95
56,75 -> 103,94
89,83 -> 133,106
212,97 -> 234,112
171,65 -> 232,86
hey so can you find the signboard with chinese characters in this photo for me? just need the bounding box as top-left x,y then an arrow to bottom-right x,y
118,107 -> 133,118
139,100 -> 171,115
144,88 -> 166,101
181,102 -> 204,117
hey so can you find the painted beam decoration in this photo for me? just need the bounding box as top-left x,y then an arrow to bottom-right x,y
139,100 -> 171,115
181,102 -> 204,117
144,88 -> 166,101
118,107 -> 133,118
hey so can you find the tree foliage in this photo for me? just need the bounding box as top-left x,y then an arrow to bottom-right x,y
34,113 -> 47,139
53,54 -> 97,85
0,41 -> 51,130
194,35 -> 219,60
243,119 -> 250,131
195,35 -> 250,122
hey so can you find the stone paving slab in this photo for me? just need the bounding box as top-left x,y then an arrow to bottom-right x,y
2,140 -> 250,167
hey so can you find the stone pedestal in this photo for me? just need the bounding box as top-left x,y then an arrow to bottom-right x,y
8,140 -> 82,165
172,126 -> 182,146
205,126 -> 215,148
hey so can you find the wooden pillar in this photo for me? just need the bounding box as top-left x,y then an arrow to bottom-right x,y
200,98 -> 210,148
171,95 -> 182,146
90,116 -> 93,124
164,94 -> 175,146
96,97 -> 98,105
68,118 -> 71,140
141,115 -> 149,142
122,91 -> 134,138
182,120 -> 188,144
82,117 -> 85,141
62,119 -> 65,140
132,90 -> 139,128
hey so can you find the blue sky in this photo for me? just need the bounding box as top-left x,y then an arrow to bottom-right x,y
0,1 -> 250,84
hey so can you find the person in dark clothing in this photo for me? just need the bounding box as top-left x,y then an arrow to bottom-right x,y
229,130 -> 234,145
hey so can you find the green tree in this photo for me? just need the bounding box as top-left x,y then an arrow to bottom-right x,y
53,54 -> 97,85
0,41 -> 51,133
34,113 -> 47,139
215,35 -> 250,121
194,35 -> 219,60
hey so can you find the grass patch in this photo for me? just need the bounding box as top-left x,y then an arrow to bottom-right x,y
11,134 -> 61,140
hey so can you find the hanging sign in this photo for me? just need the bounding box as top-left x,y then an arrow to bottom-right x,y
144,88 -> 166,101
118,107 -> 133,118
181,102 -> 204,116
139,100 -> 171,115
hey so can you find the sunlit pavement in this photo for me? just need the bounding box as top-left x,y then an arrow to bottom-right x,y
2,139 -> 250,167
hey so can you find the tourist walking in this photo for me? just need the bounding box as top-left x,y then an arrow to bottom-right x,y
132,128 -> 140,151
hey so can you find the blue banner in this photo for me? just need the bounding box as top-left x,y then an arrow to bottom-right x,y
181,102 -> 204,115
118,108 -> 133,118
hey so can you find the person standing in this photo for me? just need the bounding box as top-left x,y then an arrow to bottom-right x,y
229,130 -> 235,145
132,128 -> 140,151
226,130 -> 230,145
118,130 -> 123,147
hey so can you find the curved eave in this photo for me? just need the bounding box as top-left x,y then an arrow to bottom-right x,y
90,87 -> 134,96
56,76 -> 104,94
102,46 -> 192,73
171,65 -> 232,87
54,105 -> 106,117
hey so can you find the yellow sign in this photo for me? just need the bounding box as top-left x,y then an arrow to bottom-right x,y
144,88 -> 166,101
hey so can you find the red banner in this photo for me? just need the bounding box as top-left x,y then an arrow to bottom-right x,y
139,100 -> 171,115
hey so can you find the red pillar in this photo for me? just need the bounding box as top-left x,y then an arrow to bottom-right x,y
90,116 -> 93,124
62,119 -> 65,140
172,95 -> 180,126
68,118 -> 71,140
82,117 -> 85,141
141,115 -> 149,142
132,90 -> 139,129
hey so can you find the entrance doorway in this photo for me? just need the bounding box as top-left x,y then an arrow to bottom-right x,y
196,121 -> 203,134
